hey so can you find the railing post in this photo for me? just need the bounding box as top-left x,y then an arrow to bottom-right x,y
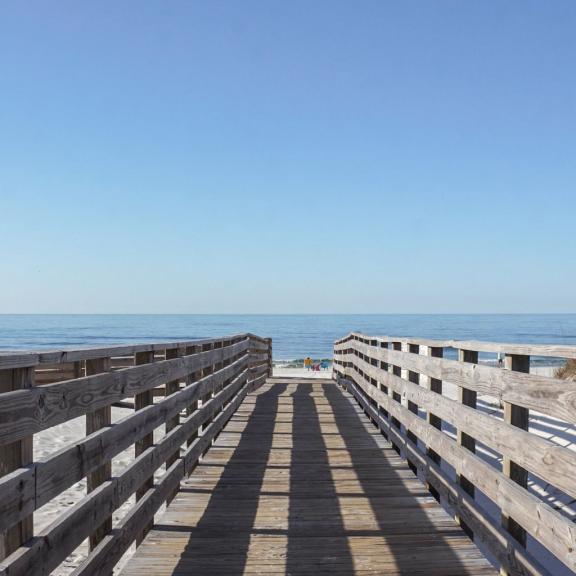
0,366 -> 34,560
134,350 -> 155,545
502,353 -> 529,548
377,341 -> 389,431
165,347 -> 184,504
424,345 -> 443,501
85,357 -> 112,550
456,348 -> 478,539
185,345 -> 201,478
406,344 -> 420,446
266,337 -> 273,378
202,342 -> 215,455
390,342 -> 403,433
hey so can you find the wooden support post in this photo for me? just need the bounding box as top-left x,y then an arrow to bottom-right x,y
390,342 -> 402,431
502,353 -> 529,548
165,348 -> 184,504
134,350 -> 155,544
85,357 -> 112,550
456,348 -> 478,539
425,346 -> 443,500
406,343 -> 420,447
201,343 -> 215,455
266,338 -> 273,378
377,342 -> 389,423
0,367 -> 34,560
186,345 -> 200,451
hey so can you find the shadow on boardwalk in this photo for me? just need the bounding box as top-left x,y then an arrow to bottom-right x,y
133,381 -> 493,575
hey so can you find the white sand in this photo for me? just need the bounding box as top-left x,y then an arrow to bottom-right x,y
272,366 -> 333,379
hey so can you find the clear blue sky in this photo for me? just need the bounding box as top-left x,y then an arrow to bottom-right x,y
1,2 -> 575,313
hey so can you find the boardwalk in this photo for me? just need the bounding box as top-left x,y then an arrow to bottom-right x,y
121,378 -> 496,575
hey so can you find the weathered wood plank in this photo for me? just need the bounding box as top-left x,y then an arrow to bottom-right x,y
335,332 -> 576,359
0,334 -> 253,370
347,353 -> 576,500
341,370 -> 576,571
71,374 -> 251,576
342,376 -> 550,576
0,355 -> 249,535
118,379 -> 496,576
0,368 -> 34,561
0,339 -> 249,446
502,354 -> 530,549
340,341 -> 576,424
0,371 -> 250,576
85,357 -> 112,550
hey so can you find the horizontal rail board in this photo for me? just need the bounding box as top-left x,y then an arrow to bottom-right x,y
0,333 -> 272,573
70,375 -> 251,576
341,376 -> 551,576
0,333 -> 271,369
336,366 -> 576,571
0,355 -> 249,533
339,340 -> 576,425
344,354 -> 576,500
0,339 -> 249,446
0,370 -> 249,576
335,332 -> 576,359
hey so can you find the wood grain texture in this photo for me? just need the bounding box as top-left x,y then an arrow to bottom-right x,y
0,355 -> 251,536
339,339 -> 576,424
119,379 -> 496,576
338,368 -> 576,572
335,332 -> 576,359
0,334 -> 258,370
0,367 -> 34,561
502,354 -> 530,549
0,371 -> 250,576
85,357 -> 112,550
342,353 -> 576,500
0,339 -> 250,446
341,376 -> 551,576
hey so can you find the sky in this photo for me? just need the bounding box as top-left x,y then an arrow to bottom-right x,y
0,1 -> 575,314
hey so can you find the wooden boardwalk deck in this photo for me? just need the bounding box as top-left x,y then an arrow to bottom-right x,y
121,378 -> 496,575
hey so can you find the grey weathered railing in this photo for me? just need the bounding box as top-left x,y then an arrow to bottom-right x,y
334,332 -> 576,576
0,333 -> 271,575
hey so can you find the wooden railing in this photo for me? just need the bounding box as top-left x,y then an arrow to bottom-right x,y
334,332 -> 576,576
0,333 -> 272,575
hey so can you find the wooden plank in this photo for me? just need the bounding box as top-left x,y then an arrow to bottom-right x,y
502,354 -> 530,548
0,371 -> 250,576
0,334 -> 252,370
343,370 -> 576,571
134,351 -> 155,545
457,349 -> 478,538
118,379 -> 496,576
0,368 -> 34,561
341,340 -> 576,425
71,374 -> 251,576
343,376 -> 551,576
165,348 -> 183,504
85,357 -> 112,550
345,353 -> 576,500
406,343 -> 420,448
0,355 -> 251,536
334,331 -> 576,359
0,339 -> 250,446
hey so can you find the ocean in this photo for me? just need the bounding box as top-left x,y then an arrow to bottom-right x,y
0,314 -> 575,363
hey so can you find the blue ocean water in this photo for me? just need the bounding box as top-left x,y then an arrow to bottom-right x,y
0,314 -> 575,361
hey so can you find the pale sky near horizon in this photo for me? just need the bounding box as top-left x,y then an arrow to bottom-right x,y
0,2 -> 575,314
